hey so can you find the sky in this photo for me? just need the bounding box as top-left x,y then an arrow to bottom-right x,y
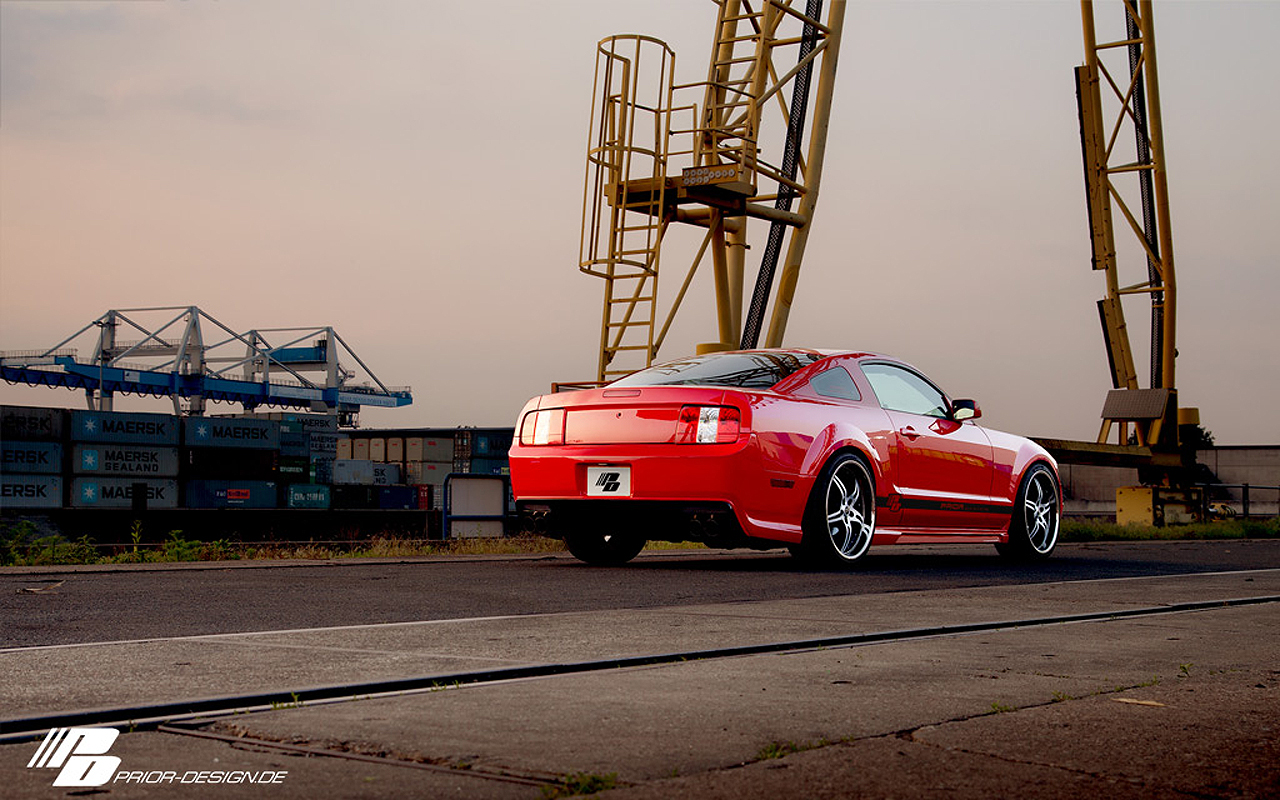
1,0 -> 1277,444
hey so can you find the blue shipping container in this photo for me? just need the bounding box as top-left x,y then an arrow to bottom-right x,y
2,406 -> 67,442
72,411 -> 179,445
73,444 -> 179,477
280,431 -> 310,457
471,431 -> 514,457
1,474 -> 63,508
287,484 -> 331,509
185,418 -> 280,450
469,457 -> 510,476
1,441 -> 62,475
185,480 -> 278,509
378,486 -> 419,510
71,478 -> 179,509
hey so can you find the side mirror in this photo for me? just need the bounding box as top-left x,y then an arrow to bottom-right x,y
952,399 -> 981,422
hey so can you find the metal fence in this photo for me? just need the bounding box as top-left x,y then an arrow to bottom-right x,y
1199,483 -> 1280,519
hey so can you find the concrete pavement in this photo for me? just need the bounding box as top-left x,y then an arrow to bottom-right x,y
3,560 -> 1277,798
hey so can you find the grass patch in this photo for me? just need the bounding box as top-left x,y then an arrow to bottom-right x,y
1061,517 -> 1278,542
3,517 -> 1274,567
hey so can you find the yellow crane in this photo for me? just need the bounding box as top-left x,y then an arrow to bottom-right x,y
576,0 -> 846,385
574,1 -> 1200,519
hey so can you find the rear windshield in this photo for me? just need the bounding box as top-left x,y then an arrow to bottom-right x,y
609,352 -> 824,390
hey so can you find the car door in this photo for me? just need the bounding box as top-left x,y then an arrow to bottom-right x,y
859,362 -> 999,531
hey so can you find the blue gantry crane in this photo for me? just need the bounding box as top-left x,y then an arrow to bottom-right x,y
0,306 -> 410,425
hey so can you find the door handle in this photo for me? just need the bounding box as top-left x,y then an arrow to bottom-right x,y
899,426 -> 921,441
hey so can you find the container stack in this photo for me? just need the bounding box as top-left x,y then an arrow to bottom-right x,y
69,410 -> 181,509
263,412 -> 340,510
404,435 -> 454,510
2,404 -> 512,519
469,430 -> 514,476
1,406 -> 66,510
183,417 -> 278,508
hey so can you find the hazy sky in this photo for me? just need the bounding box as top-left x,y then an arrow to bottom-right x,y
1,1 -> 1277,444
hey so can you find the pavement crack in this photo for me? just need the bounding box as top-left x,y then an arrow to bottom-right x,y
161,722 -> 560,788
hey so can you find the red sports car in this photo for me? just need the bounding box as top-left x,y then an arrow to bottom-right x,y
509,349 -> 1060,567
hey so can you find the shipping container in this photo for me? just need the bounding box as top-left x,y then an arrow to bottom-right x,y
2,441 -> 62,475
331,485 -> 378,509
414,484 -> 434,510
353,439 -> 371,460
378,486 -> 419,510
280,431 -> 310,457
404,461 -> 452,486
469,457 -> 510,476
1,405 -> 67,442
286,484 -> 331,510
369,438 -> 386,462
73,444 -> 179,477
406,437 -> 454,462
183,448 -> 278,480
336,438 -> 353,460
310,456 -> 334,485
278,456 -> 310,480
1,474 -> 63,509
386,437 -> 404,463
184,417 -> 279,450
372,463 -> 401,486
71,477 -> 179,509
472,432 -> 514,457
185,479 -> 277,509
453,431 -> 472,461
273,413 -> 338,434
72,410 -> 179,445
309,432 -> 340,457
333,459 -> 375,485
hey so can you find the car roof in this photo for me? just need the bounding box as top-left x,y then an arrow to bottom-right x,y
712,347 -> 890,362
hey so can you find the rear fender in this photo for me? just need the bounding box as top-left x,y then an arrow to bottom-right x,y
800,424 -> 887,491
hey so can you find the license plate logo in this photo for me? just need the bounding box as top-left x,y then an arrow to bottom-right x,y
587,466 -> 631,497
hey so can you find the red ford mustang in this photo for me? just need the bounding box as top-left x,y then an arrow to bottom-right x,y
509,349 -> 1061,567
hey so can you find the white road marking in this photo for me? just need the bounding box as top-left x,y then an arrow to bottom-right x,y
3,567 -> 1277,655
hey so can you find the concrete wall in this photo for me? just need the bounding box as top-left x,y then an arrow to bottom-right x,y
1057,447 -> 1280,519
1196,446 -> 1280,517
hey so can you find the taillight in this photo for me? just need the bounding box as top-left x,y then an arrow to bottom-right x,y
520,408 -> 565,446
675,405 -> 741,444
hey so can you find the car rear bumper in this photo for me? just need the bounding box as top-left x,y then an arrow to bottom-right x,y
510,439 -> 796,546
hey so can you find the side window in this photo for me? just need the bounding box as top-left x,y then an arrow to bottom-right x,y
807,366 -> 861,402
861,363 -> 948,418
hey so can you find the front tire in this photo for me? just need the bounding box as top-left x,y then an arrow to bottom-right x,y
998,462 -> 1060,560
794,453 -> 876,568
565,529 -> 646,566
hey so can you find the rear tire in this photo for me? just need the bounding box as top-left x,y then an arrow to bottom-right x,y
998,462 -> 1060,560
793,453 -> 876,568
565,529 -> 646,566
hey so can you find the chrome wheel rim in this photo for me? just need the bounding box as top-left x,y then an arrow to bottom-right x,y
1023,470 -> 1059,554
825,461 -> 874,560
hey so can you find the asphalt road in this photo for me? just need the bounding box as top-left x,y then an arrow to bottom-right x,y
3,540 -> 1278,798
3,539 -> 1277,648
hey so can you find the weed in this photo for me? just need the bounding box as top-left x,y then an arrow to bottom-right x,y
1179,663 -> 1193,678
757,741 -> 801,760
269,693 -> 303,711
1050,691 -> 1073,703
1061,518 -> 1279,543
541,771 -> 619,798
989,701 -> 1016,714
